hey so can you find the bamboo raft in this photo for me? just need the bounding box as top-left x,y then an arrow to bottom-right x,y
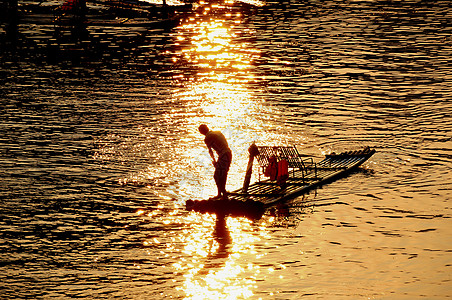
186,145 -> 376,218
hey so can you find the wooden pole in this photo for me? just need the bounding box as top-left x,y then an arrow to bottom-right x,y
162,0 -> 169,19
6,0 -> 18,48
242,143 -> 259,193
72,0 -> 87,41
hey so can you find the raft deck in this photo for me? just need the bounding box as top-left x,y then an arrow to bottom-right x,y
229,147 -> 375,206
186,147 -> 375,217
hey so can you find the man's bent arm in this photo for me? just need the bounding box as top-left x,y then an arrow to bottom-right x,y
208,147 -> 216,163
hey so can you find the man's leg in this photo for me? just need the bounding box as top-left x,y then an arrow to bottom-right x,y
214,168 -> 222,198
218,152 -> 232,197
214,152 -> 232,198
214,168 -> 228,198
218,171 -> 227,197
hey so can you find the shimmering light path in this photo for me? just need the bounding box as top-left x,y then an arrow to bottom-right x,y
1,0 -> 451,299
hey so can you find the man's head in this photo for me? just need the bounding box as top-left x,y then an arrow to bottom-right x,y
198,124 -> 209,135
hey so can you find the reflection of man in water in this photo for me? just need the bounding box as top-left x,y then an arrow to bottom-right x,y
212,213 -> 231,258
198,124 -> 232,199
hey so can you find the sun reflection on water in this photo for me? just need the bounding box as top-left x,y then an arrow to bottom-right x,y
168,16 -> 260,199
142,2 -> 289,298
175,19 -> 259,74
167,212 -> 272,299
138,199 -> 280,298
163,2 -> 293,201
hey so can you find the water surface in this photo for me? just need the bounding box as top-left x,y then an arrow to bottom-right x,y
1,0 -> 451,299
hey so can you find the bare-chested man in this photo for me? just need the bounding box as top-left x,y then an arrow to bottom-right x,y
198,124 -> 232,199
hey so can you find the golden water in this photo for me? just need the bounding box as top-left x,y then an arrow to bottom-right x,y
1,0 -> 451,299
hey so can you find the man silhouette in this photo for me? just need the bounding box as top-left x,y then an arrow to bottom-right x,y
198,124 -> 232,199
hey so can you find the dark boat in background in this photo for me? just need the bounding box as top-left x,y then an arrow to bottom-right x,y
1,0 -> 193,64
